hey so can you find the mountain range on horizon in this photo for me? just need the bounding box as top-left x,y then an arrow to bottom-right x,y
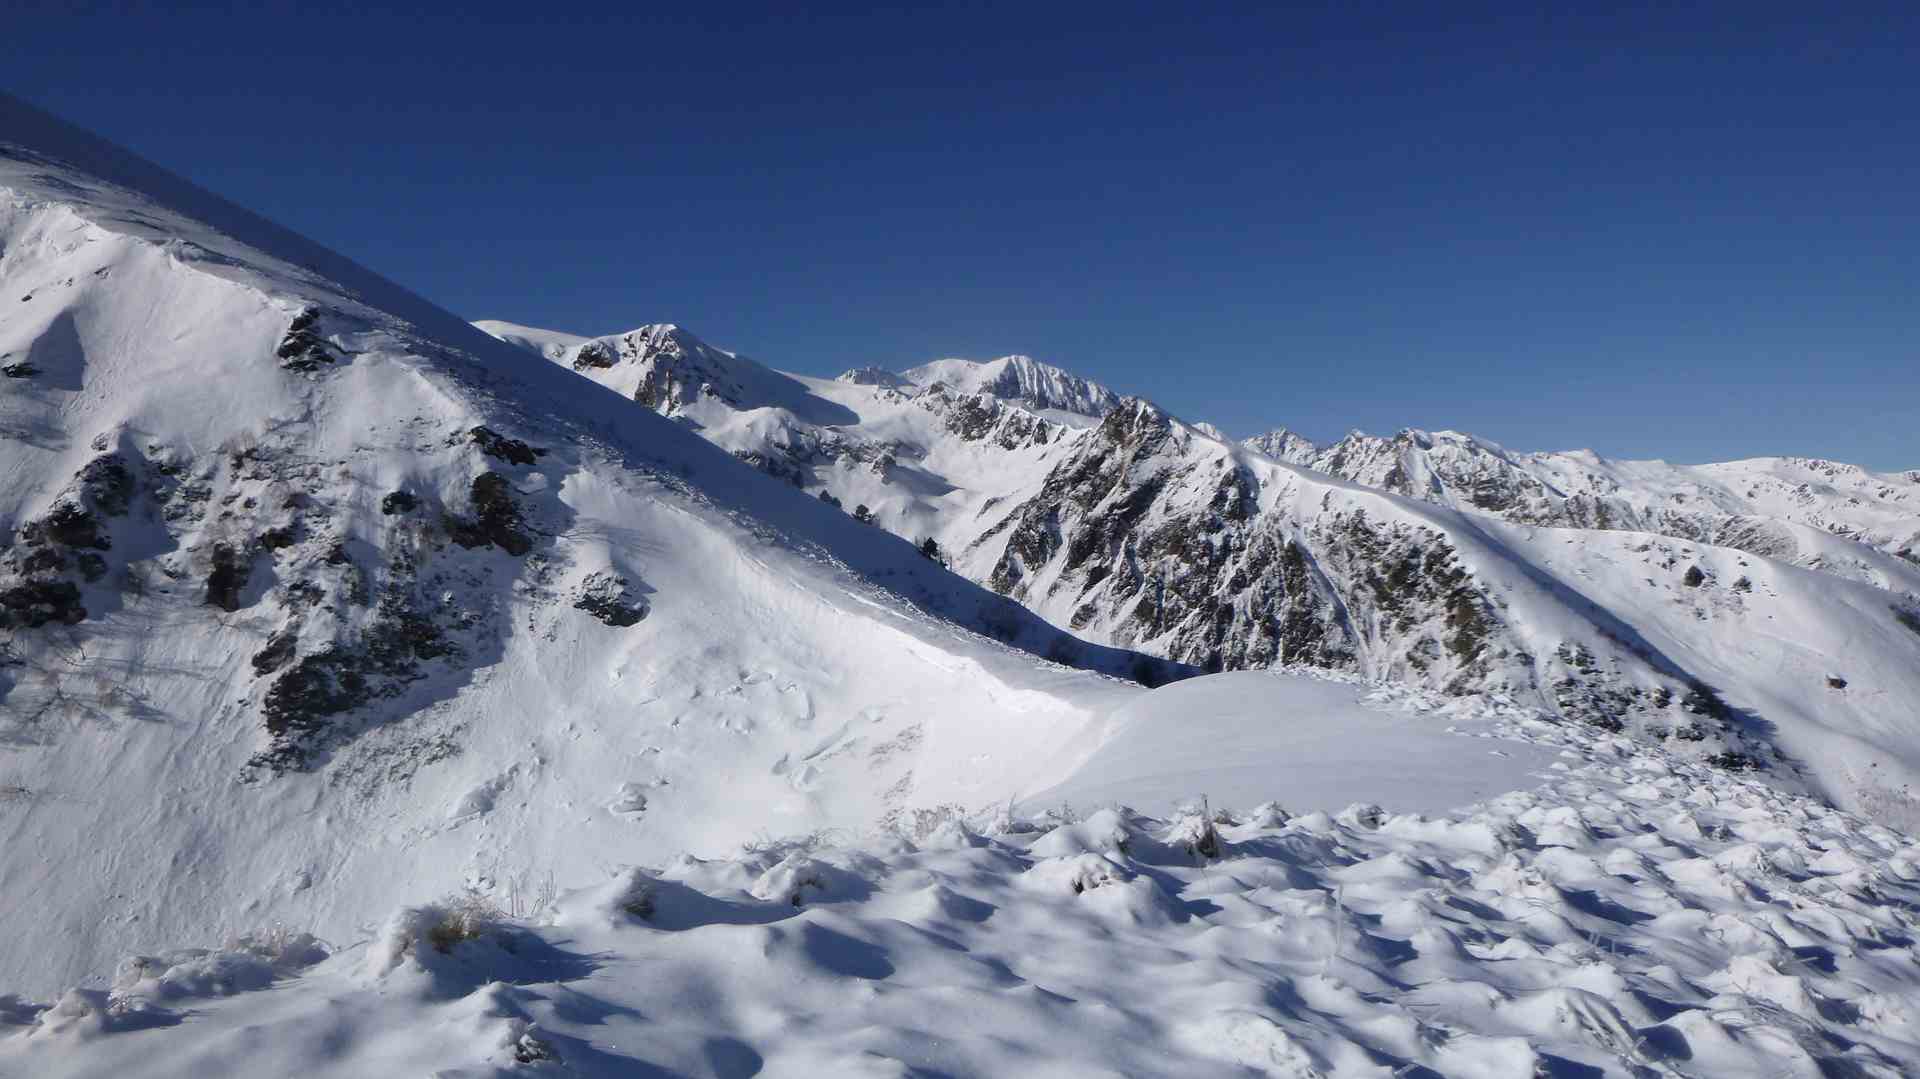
468,313 -> 1920,795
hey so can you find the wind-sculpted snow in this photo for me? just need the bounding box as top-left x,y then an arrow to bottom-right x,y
8,689 -> 1919,1077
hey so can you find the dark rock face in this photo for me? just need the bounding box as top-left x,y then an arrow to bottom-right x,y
446,472 -> 533,556
380,491 -> 418,515
251,628 -> 298,676
977,400 -> 1535,694
1,361 -> 37,378
254,591 -> 459,772
571,341 -> 615,370
0,580 -> 85,628
0,453 -> 144,630
205,543 -> 251,611
31,503 -> 109,550
275,308 -> 339,372
467,426 -> 544,467
928,388 -> 1060,452
77,455 -> 134,516
1683,565 -> 1707,588
573,572 -> 648,627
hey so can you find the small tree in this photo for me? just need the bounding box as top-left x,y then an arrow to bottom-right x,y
852,504 -> 873,524
919,537 -> 945,565
817,490 -> 842,509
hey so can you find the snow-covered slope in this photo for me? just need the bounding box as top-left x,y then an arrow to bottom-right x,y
10,676 -> 1920,1077
0,94 -> 1187,995
467,319 -> 588,364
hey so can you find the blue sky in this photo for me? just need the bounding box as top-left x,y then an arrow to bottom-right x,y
11,2 -> 1918,467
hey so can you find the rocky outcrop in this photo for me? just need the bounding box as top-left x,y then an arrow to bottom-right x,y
0,452 -> 141,629
274,308 -> 340,372
573,572 -> 649,627
446,472 -> 533,557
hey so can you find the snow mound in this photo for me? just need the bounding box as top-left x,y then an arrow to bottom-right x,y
1025,670 -> 1563,816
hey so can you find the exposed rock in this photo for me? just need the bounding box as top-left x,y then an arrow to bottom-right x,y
0,580 -> 85,628
0,361 -> 37,378
252,629 -> 298,676
77,454 -> 134,516
467,425 -> 544,466
446,472 -> 532,556
254,592 -> 459,772
835,365 -> 909,389
274,308 -> 339,371
571,341 -> 615,369
30,503 -> 109,550
380,491 -> 417,515
573,573 -> 649,627
205,543 -> 251,611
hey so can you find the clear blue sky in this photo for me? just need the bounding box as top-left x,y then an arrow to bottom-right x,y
10,2 -> 1918,467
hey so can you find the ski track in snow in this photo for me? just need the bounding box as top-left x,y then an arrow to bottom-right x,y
6,694 -> 1920,1078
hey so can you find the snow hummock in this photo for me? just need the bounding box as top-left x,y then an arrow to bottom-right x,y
8,682 -> 1919,1077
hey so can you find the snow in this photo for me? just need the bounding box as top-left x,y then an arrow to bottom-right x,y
1024,671 -> 1562,817
8,687 -> 1920,1077
6,90 -> 1920,1078
471,319 -> 589,363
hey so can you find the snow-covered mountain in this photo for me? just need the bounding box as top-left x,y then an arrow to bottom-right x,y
481,318 -> 1920,823
1249,426 -> 1920,586
902,354 -> 1122,421
8,92 -> 1920,1076
0,94 -> 1190,995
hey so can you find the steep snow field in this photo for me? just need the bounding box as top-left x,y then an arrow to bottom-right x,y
8,679 -> 1920,1077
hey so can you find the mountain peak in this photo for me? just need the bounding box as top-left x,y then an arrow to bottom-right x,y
900,354 -> 1122,420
